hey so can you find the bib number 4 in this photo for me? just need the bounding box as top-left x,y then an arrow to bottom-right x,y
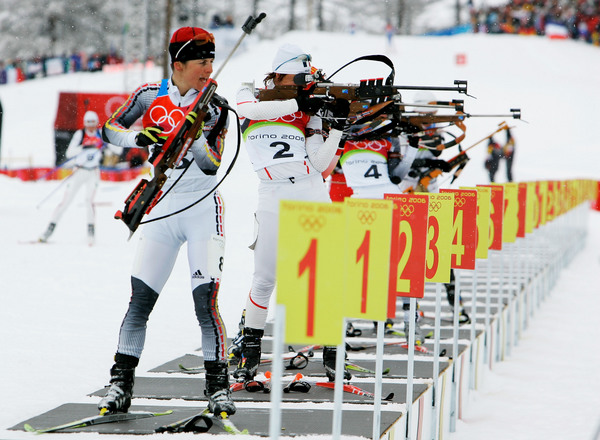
364,164 -> 382,179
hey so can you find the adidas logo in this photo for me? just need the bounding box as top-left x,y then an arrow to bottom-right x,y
192,269 -> 204,279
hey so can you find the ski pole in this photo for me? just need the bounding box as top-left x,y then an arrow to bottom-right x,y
37,143 -> 105,181
36,155 -> 77,181
36,168 -> 79,209
213,12 -> 267,80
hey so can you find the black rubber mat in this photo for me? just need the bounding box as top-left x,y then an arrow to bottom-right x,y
10,402 -> 402,437
150,353 -> 451,379
89,375 -> 428,404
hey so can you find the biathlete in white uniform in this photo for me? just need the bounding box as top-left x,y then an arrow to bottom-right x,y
233,43 -> 352,382
39,111 -> 106,245
99,27 -> 235,416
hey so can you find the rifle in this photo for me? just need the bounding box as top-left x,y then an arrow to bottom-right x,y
114,81 -> 218,235
403,121 -> 512,193
258,81 -> 518,142
257,78 -> 469,116
114,13 -> 266,237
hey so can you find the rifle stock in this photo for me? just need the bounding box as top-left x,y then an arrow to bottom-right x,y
115,79 -> 218,236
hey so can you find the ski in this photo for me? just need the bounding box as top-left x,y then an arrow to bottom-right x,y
345,361 -> 391,375
315,382 -> 394,401
231,372 -> 272,393
155,409 -> 247,435
24,410 -> 173,434
346,340 -> 409,351
346,340 -> 446,357
420,315 -> 470,326
385,328 -> 434,339
399,343 -> 448,357
19,239 -> 49,245
181,350 -> 311,374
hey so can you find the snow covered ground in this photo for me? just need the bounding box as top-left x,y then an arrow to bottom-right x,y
1,30 -> 599,439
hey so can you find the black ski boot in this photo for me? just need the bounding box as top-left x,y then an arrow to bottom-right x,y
322,346 -> 351,382
205,360 -> 236,415
87,224 -> 95,246
98,353 -> 138,414
233,327 -> 263,381
39,222 -> 56,243
403,302 -> 426,345
446,284 -> 470,324
227,310 -> 246,363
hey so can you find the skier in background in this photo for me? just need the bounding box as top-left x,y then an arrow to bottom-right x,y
38,110 -> 105,246
503,127 -> 515,182
485,135 -> 502,182
98,27 -> 235,416
232,43 -> 352,383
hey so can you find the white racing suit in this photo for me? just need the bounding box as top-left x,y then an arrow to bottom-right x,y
236,84 -> 342,329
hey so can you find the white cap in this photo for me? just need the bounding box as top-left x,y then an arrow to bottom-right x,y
272,43 -> 312,74
84,111 -> 99,124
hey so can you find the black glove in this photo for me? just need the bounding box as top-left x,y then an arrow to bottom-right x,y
186,111 -> 213,140
325,99 -> 350,130
186,110 -> 212,125
388,151 -> 402,184
407,136 -> 420,149
430,159 -> 451,172
295,93 -> 324,114
136,126 -> 165,147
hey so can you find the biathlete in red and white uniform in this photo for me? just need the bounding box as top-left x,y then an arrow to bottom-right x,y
339,138 -> 402,198
99,27 -> 235,416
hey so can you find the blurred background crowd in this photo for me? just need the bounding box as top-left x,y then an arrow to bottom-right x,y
470,0 -> 600,43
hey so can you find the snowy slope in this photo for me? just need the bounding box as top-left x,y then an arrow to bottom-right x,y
1,31 -> 599,439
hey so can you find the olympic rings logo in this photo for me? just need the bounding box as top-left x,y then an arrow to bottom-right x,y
358,210 -> 377,225
429,201 -> 442,212
347,139 -> 390,152
299,214 -> 326,232
399,204 -> 414,217
268,112 -> 302,123
455,197 -> 466,207
148,106 -> 186,134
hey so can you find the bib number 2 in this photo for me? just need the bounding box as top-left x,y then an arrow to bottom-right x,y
271,141 -> 294,159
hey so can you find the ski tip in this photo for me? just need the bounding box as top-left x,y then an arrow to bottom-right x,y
384,392 -> 395,401
23,423 -> 37,433
383,368 -> 391,375
219,411 -> 229,420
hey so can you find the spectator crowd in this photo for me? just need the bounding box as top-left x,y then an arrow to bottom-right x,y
0,51 -> 124,85
470,0 -> 600,45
